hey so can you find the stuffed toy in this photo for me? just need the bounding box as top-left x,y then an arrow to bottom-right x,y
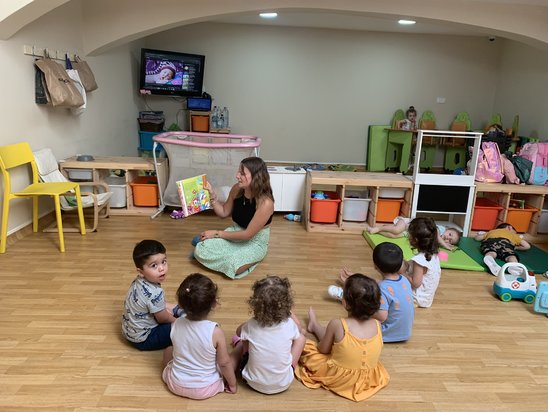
500,153 -> 521,184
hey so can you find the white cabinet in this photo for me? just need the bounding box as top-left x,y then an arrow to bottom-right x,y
268,166 -> 306,212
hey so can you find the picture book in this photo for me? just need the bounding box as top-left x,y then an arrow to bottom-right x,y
176,174 -> 211,217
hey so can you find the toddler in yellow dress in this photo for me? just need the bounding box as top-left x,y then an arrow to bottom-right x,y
295,274 -> 390,401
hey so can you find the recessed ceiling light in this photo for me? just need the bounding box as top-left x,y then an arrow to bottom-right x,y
259,12 -> 278,19
398,19 -> 416,25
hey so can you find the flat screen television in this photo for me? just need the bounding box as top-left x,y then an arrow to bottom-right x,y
139,48 -> 205,97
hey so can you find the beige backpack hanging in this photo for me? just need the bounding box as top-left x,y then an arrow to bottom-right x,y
72,55 -> 98,92
34,54 -> 84,108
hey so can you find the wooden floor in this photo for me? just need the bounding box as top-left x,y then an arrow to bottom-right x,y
1,212 -> 547,411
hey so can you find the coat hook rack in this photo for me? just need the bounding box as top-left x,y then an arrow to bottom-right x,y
23,45 -> 77,61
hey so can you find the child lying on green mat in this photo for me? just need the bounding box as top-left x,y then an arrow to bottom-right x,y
366,216 -> 462,251
475,223 -> 531,276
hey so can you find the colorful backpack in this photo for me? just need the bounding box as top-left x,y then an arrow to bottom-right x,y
518,142 -> 548,185
475,141 -> 504,183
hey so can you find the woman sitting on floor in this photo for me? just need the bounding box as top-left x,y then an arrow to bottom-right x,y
192,157 -> 274,279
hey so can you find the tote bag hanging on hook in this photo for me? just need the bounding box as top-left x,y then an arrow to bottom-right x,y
34,54 -> 84,108
65,54 -> 86,114
72,55 -> 98,92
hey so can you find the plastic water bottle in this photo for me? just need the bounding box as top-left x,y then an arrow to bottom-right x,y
222,107 -> 229,128
284,213 -> 301,222
219,109 -> 225,129
211,106 -> 219,129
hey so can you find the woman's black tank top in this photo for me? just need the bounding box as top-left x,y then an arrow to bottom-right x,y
232,195 -> 273,228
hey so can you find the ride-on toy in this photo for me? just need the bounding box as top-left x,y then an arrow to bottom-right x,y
493,262 -> 537,303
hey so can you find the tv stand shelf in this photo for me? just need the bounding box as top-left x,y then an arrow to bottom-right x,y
303,171 -> 413,233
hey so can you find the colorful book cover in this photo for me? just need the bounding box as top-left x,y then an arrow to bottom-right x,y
176,174 -> 211,217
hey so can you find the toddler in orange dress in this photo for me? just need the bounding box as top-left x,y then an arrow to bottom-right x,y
295,274 -> 390,401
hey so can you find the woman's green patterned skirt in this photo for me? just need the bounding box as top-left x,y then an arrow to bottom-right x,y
194,224 -> 270,279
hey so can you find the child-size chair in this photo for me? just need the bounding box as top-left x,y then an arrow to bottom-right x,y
386,109 -> 412,173
416,110 -> 437,171
0,142 -> 86,253
445,112 -> 471,172
33,148 -> 112,232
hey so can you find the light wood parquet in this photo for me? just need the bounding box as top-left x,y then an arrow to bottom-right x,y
1,212 -> 547,411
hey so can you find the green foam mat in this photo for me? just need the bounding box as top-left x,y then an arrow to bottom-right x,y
362,231 -> 485,272
457,237 -> 548,275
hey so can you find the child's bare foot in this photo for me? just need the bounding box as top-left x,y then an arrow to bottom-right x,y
307,307 -> 318,334
367,225 -> 380,234
339,267 -> 354,283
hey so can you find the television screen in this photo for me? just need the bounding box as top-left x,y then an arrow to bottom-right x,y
140,48 -> 205,97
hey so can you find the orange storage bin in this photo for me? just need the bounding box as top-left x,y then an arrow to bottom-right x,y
471,198 -> 503,231
506,204 -> 539,233
310,191 -> 341,223
376,198 -> 404,222
130,176 -> 159,207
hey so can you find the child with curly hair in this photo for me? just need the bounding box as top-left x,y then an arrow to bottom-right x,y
162,273 -> 237,399
295,274 -> 390,402
230,275 -> 306,394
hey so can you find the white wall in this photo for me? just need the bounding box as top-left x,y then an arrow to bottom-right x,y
144,23 -> 503,164
0,1 -> 141,235
494,40 -> 548,139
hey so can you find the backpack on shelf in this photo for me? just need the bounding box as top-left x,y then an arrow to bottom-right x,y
483,124 -> 512,153
475,141 -> 504,183
517,142 -> 548,185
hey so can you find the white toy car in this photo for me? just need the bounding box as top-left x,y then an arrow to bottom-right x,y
493,262 -> 537,303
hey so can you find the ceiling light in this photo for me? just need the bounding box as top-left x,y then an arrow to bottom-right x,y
398,19 -> 416,25
259,12 -> 278,19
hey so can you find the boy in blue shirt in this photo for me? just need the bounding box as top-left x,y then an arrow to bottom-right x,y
328,242 -> 415,342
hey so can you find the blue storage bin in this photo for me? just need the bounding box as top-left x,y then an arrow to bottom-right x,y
139,131 -> 163,150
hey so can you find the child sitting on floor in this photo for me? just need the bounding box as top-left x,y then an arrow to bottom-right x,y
162,273 -> 237,399
230,275 -> 306,394
475,223 -> 530,276
328,242 -> 414,343
366,216 -> 461,251
121,239 -> 178,351
295,274 -> 390,402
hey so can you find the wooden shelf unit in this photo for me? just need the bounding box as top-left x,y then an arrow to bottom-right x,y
474,182 -> 548,241
59,156 -> 168,216
303,171 -> 413,233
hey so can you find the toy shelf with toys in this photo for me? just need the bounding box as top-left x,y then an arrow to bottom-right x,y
302,170 -> 413,233
473,182 -> 548,241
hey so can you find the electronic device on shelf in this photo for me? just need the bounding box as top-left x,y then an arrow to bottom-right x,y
139,48 -> 205,97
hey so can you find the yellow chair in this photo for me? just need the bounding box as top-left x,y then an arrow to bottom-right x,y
0,142 -> 86,253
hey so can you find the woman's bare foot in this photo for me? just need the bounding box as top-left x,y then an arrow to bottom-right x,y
339,267 -> 354,283
307,307 -> 318,334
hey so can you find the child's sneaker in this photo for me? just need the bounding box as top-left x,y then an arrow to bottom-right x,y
327,285 -> 343,301
507,265 -> 524,276
484,256 -> 501,276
